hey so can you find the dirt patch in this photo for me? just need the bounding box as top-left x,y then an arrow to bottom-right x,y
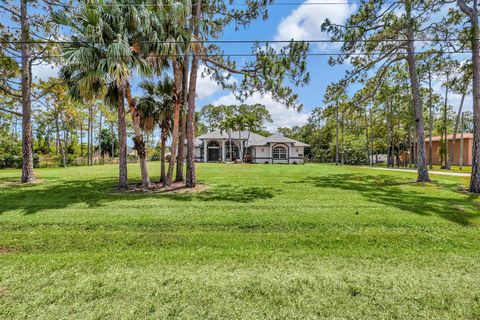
0,246 -> 17,254
1,179 -> 43,187
128,182 -> 208,194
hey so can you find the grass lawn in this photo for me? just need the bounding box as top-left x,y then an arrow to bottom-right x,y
1,163 -> 479,319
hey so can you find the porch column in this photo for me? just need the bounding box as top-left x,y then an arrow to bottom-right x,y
221,140 -> 226,162
203,140 -> 208,163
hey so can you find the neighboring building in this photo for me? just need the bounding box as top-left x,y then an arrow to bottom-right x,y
193,130 -> 310,164
425,133 -> 473,166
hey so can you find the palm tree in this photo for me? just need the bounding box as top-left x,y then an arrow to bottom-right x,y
219,118 -> 236,162
142,0 -> 191,186
56,0 -> 151,189
243,113 -> 262,150
139,78 -> 174,183
233,114 -> 246,162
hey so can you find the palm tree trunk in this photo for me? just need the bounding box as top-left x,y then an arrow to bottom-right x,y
229,132 -> 233,161
405,2 -> 430,182
117,86 -> 128,190
176,62 -> 188,182
186,0 -> 202,188
160,126 -> 167,183
20,0 -> 34,183
448,92 -> 466,169
176,112 -> 185,182
125,82 -> 150,187
238,131 -> 243,162
165,60 -> 182,187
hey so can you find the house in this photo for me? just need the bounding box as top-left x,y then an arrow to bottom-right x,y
425,133 -> 473,166
193,130 -> 310,164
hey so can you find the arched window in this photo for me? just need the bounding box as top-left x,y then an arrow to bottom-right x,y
208,141 -> 220,148
273,146 -> 287,159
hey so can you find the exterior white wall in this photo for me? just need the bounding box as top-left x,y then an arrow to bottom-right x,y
197,141 -> 307,164
253,146 -> 271,164
289,146 -> 305,164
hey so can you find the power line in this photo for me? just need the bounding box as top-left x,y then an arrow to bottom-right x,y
0,1 -> 391,8
0,39 -> 469,44
0,51 -> 472,61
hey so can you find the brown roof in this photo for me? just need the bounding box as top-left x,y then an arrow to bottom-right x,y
425,133 -> 473,142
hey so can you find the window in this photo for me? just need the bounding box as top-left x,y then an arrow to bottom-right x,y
273,146 -> 287,159
225,141 -> 239,160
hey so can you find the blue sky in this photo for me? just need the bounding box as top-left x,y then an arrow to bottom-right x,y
26,0 -> 356,131
21,0 -> 473,132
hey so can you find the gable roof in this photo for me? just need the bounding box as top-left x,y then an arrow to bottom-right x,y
198,130 -> 266,142
249,134 -> 310,147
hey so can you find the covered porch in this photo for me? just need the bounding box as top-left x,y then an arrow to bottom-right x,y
202,139 -> 253,162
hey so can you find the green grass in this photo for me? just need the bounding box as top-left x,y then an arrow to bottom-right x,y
1,163 -> 479,319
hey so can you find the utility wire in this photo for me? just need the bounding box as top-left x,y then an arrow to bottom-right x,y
0,51 -> 471,61
0,39 -> 470,44
0,1 -> 393,8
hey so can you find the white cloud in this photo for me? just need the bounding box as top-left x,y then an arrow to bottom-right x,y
212,92 -> 309,131
195,65 -> 228,99
431,80 -> 473,113
32,62 -> 59,82
274,0 -> 356,51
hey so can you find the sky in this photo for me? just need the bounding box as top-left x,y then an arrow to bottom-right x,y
23,0 -> 474,133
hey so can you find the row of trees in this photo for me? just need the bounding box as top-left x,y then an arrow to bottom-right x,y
320,0 -> 480,193
1,0 -> 480,193
1,0 -> 310,189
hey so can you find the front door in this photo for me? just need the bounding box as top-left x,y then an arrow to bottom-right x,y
208,148 -> 220,162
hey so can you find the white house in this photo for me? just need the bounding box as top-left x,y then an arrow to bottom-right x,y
193,130 -> 310,164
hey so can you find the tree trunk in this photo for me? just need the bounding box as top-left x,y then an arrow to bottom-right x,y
176,112 -> 185,182
443,72 -> 450,169
460,112 -> 464,170
185,0 -> 202,188
98,111 -> 103,158
20,0 -> 34,183
386,101 -> 393,167
471,15 -> 480,192
335,103 -> 339,165
160,126 -> 167,183
405,3 -> 430,182
176,59 -> 189,182
110,122 -> 114,158
458,0 -> 480,192
408,125 -> 412,168
165,60 -> 182,187
365,110 -> 370,166
54,111 -> 60,156
340,113 -> 344,165
80,122 -> 84,158
448,92 -> 466,169
125,82 -> 150,187
117,86 -> 128,190
428,67 -> 434,169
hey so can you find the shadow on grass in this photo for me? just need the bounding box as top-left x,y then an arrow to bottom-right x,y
0,178 -> 277,215
287,174 -> 479,226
